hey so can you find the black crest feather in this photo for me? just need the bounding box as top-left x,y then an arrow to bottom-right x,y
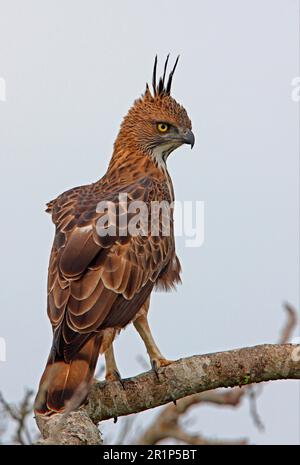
151,54 -> 179,97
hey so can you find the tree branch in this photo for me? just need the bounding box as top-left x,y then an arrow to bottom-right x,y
0,389 -> 34,445
136,389 -> 246,445
279,303 -> 298,344
36,343 -> 300,444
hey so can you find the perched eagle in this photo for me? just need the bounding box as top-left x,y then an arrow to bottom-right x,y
35,56 -> 194,414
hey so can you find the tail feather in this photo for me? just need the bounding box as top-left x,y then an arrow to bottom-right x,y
35,334 -> 102,414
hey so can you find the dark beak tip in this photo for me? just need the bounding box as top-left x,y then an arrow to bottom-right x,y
187,130 -> 195,149
181,129 -> 195,149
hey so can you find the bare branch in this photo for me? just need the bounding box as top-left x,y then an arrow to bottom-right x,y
244,302 -> 298,430
35,410 -> 102,445
136,389 -> 245,445
0,389 -> 34,445
279,303 -> 298,344
35,343 -> 300,444
146,427 -> 247,446
247,385 -> 264,431
87,343 -> 300,422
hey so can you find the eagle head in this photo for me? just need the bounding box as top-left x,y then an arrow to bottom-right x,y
114,56 -> 195,165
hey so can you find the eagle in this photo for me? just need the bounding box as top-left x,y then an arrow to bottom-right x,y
35,56 -> 195,414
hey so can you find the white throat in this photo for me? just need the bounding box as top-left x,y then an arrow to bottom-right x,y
151,143 -> 179,169
150,143 -> 177,201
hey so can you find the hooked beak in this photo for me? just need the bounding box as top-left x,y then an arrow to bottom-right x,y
182,129 -> 195,149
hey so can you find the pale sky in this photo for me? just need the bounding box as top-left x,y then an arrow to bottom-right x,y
0,0 -> 299,444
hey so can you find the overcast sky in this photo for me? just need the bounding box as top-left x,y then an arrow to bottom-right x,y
0,0 -> 299,444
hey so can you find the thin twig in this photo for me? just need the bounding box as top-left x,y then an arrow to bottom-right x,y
0,389 -> 34,445
279,303 -> 298,344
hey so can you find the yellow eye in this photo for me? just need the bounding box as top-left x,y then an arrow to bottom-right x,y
157,122 -> 169,133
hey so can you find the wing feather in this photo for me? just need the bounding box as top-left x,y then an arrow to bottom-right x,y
46,176 -> 180,363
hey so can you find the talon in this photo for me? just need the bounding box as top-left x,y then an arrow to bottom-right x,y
151,359 -> 160,380
105,369 -> 125,390
151,358 -> 174,381
113,370 -> 126,390
157,358 -> 173,368
105,372 -> 118,382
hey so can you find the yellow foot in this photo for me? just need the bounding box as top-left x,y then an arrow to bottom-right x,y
105,370 -> 125,389
154,358 -> 174,368
105,370 -> 121,382
151,358 -> 174,380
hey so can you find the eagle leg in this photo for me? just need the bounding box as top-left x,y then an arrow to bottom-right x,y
133,313 -> 173,374
104,345 -> 124,388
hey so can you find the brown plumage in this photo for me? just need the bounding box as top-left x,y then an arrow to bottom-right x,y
35,56 -> 194,414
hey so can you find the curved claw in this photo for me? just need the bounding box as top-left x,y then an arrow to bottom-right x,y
151,358 -> 174,381
105,369 -> 125,390
151,359 -> 160,380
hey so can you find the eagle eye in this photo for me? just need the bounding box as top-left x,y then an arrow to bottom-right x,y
157,122 -> 169,133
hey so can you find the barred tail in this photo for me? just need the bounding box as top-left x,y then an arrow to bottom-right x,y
34,334 -> 102,414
